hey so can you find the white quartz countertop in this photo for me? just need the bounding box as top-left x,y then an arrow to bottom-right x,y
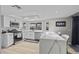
40,31 -> 65,41
34,30 -> 43,32
23,30 -> 43,32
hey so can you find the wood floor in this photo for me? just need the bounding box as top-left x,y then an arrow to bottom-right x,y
1,41 -> 39,54
1,40 -> 79,54
68,45 -> 79,54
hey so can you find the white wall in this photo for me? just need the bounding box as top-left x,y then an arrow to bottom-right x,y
0,5 -> 1,50
0,15 -> 4,28
0,6 -> 1,28
4,16 -> 10,28
49,17 -> 72,44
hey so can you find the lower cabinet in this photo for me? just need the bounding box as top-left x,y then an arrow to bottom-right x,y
1,33 -> 14,48
23,31 -> 35,40
22,30 -> 42,40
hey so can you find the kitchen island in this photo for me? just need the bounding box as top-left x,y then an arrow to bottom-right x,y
39,31 -> 69,54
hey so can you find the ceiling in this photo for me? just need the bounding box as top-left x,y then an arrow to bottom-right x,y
1,5 -> 79,20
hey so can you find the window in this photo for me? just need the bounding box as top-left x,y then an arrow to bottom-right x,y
46,22 -> 49,30
30,23 -> 36,30
23,23 -> 26,29
30,22 -> 42,30
36,23 -> 42,30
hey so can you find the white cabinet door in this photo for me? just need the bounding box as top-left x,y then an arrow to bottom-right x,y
28,32 -> 35,39
23,31 -> 35,39
7,33 -> 13,46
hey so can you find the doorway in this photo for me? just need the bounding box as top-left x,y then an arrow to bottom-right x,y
72,16 -> 79,45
